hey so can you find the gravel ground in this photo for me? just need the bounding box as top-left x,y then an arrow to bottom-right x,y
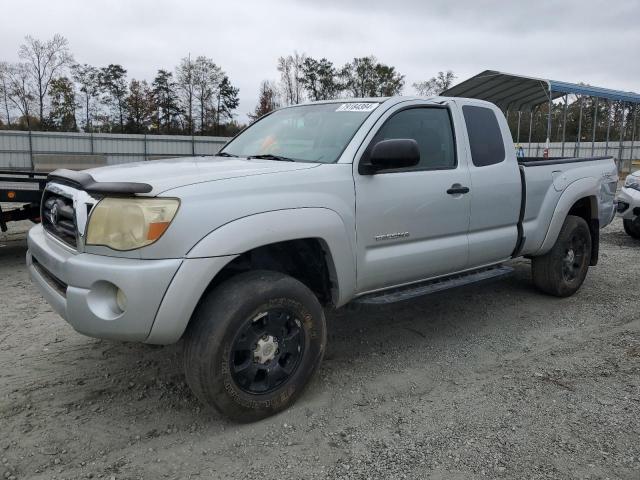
0,218 -> 638,480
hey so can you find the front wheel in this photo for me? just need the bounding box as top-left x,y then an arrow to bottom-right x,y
623,218 -> 640,239
532,215 -> 592,297
183,270 -> 326,422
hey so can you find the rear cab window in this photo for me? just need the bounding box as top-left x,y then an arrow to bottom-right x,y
462,105 -> 506,167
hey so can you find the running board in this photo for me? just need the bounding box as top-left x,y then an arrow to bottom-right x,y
353,265 -> 514,305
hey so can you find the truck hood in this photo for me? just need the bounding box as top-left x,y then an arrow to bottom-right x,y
83,156 -> 320,194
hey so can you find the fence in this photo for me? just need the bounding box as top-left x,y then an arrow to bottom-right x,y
0,130 -> 232,170
1,130 -> 638,173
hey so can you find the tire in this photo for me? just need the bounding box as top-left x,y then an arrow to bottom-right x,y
623,218 -> 640,239
532,215 -> 592,297
183,270 -> 326,422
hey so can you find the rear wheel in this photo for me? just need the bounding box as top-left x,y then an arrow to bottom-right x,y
623,218 -> 640,239
532,215 -> 592,297
183,270 -> 326,422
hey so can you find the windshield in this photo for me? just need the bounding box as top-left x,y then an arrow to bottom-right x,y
220,102 -> 380,163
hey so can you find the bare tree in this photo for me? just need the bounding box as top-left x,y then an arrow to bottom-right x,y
413,70 -> 456,96
18,34 -> 73,123
277,52 -> 306,105
71,63 -> 100,132
193,56 -> 223,132
176,55 -> 196,134
0,62 -> 12,127
6,63 -> 36,129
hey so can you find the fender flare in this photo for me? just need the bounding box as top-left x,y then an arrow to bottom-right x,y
186,207 -> 357,307
537,177 -> 599,255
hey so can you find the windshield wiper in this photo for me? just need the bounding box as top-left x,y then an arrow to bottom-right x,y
216,151 -> 238,157
247,154 -> 295,162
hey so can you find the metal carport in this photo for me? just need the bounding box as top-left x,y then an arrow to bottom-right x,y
442,70 -> 640,171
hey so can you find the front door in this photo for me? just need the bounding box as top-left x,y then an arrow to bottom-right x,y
354,104 -> 471,293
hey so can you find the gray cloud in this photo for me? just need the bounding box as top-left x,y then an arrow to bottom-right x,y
1,0 -> 638,122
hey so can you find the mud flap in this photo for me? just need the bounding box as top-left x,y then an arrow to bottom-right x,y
589,219 -> 599,266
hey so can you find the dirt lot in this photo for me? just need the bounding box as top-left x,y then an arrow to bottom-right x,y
1,218 -> 639,480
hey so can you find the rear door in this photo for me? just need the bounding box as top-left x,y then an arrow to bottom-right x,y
460,102 -> 522,266
353,101 -> 472,293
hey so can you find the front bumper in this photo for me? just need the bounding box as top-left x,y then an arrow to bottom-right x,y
27,224 -> 182,342
616,187 -> 640,220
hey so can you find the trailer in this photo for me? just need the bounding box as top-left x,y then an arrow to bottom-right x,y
0,170 -> 48,231
0,130 -> 230,231
0,154 -> 106,232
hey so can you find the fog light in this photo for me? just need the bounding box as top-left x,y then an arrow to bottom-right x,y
116,288 -> 127,312
87,281 -> 125,320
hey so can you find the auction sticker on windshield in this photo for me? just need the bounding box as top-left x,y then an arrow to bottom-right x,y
335,103 -> 379,112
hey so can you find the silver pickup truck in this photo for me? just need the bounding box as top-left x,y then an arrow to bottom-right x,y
27,97 -> 618,420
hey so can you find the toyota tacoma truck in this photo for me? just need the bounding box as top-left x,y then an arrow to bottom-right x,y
27,96 -> 618,421
616,170 -> 640,239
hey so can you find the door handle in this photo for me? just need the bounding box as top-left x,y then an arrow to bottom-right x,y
446,185 -> 470,195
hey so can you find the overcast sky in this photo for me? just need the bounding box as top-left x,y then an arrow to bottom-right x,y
1,0 -> 638,122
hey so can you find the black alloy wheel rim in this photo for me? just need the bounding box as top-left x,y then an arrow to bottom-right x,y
229,308 -> 305,394
562,233 -> 587,282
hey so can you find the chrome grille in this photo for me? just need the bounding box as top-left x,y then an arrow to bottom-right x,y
42,190 -> 77,248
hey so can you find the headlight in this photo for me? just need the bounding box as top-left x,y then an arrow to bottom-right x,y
625,175 -> 640,191
86,197 -> 179,251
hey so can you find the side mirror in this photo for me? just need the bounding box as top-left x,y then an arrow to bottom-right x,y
361,139 -> 420,174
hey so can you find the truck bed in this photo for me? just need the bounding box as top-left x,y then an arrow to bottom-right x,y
517,156 -> 618,257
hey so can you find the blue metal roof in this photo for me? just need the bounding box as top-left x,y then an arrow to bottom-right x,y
548,80 -> 640,103
443,70 -> 640,110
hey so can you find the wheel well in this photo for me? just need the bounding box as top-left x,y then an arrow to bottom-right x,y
567,196 -> 599,266
207,238 -> 335,305
567,196 -> 596,223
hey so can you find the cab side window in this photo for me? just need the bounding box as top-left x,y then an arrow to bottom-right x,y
462,105 -> 506,167
368,107 -> 456,170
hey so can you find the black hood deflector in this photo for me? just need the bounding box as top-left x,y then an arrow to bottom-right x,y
48,169 -> 153,195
